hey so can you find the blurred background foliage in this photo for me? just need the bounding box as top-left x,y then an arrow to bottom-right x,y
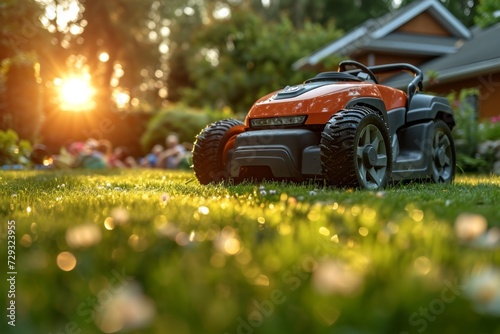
0,128 -> 32,166
0,0 -> 499,157
140,105 -> 230,153
182,11 -> 341,113
448,88 -> 500,174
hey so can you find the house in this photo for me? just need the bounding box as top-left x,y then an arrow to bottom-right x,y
293,0 -> 500,120
396,23 -> 500,120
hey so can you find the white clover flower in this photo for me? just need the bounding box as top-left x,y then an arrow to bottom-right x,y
471,227 -> 500,249
454,213 -> 487,242
464,267 -> 500,316
94,281 -> 156,333
111,207 -> 130,225
65,223 -> 102,249
312,259 -> 364,296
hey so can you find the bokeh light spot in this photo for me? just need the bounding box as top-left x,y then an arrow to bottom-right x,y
99,51 -> 110,62
351,206 -> 361,216
254,274 -> 270,286
411,209 -> 424,222
319,227 -> 330,236
224,238 -> 241,255
278,224 -> 292,235
198,206 -> 210,215
20,234 -> 33,247
307,210 -> 320,221
413,256 -> 432,275
104,217 -> 115,230
175,232 -> 190,246
358,227 -> 369,237
57,251 -> 77,271
128,234 -> 149,251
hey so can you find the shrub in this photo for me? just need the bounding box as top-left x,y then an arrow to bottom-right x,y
0,129 -> 32,166
449,89 -> 500,174
140,104 -> 236,154
448,88 -> 479,157
479,117 -> 500,142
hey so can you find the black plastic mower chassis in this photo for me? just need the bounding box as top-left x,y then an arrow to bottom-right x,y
229,129 -> 321,180
228,121 -> 447,183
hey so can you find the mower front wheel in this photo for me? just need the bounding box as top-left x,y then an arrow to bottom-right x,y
321,108 -> 392,189
192,119 -> 245,185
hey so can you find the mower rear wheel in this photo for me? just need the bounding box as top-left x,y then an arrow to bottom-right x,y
321,108 -> 392,189
192,119 -> 245,185
430,120 -> 456,183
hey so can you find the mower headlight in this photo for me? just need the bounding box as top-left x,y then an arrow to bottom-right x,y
250,115 -> 306,128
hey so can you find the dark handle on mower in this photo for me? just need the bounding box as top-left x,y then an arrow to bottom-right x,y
366,63 -> 424,103
407,68 -> 424,103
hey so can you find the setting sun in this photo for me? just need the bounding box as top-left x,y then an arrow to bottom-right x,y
56,75 -> 96,111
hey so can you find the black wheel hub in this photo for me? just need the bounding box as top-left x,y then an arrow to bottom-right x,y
363,145 -> 378,168
434,147 -> 446,167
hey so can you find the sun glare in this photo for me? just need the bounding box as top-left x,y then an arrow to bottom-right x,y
57,76 -> 96,111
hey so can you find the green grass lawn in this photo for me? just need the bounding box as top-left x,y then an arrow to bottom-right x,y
1,169 -> 500,334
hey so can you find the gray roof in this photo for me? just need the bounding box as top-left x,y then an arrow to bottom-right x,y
365,32 -> 458,56
292,0 -> 471,70
385,23 -> 500,88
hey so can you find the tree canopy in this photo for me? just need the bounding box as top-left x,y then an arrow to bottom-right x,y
0,0 -> 491,118
474,0 -> 500,28
182,9 -> 341,112
0,0 -> 49,60
251,0 -> 395,30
